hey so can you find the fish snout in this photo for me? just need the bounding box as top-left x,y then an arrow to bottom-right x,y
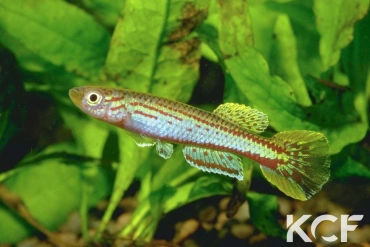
69,87 -> 84,108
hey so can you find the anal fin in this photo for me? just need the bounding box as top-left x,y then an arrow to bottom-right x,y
182,146 -> 243,180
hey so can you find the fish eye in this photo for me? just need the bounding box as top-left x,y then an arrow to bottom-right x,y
86,91 -> 102,105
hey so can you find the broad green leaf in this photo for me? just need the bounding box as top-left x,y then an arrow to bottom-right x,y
331,141 -> 370,181
331,156 -> 370,180
225,48 -> 367,154
248,192 -> 286,238
214,0 -> 253,56
0,0 -> 110,77
186,175 -> 233,203
104,0 -> 209,101
0,33 -> 55,73
314,0 -> 370,71
104,0 -> 168,92
218,0 -> 253,51
0,143 -> 112,244
203,0 -> 368,154
81,0 -> 125,28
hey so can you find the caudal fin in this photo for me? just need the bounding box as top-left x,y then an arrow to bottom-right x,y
260,130 -> 330,201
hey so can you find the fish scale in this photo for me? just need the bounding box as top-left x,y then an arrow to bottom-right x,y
124,92 -> 262,155
69,86 -> 330,201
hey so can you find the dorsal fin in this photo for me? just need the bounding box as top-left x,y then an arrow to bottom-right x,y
213,103 -> 269,133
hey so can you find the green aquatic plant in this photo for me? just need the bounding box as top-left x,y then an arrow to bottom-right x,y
0,0 -> 369,244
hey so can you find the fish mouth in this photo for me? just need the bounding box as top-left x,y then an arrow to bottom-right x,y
69,87 -> 84,108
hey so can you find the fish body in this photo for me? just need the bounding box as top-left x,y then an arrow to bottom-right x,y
69,86 -> 330,200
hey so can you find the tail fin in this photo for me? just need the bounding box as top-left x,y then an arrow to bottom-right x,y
260,130 -> 330,201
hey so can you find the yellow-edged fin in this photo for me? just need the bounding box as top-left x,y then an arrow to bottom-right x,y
260,130 -> 330,201
182,146 -> 243,180
156,140 -> 173,159
213,103 -> 268,133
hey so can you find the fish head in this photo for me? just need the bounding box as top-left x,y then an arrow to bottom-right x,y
69,86 -> 129,125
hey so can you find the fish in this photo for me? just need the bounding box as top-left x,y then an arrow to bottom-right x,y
69,86 -> 330,201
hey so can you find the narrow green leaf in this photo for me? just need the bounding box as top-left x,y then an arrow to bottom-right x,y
248,2 -> 278,61
95,132 -> 151,240
152,147 -> 197,190
0,47 -> 26,154
120,176 -> 231,240
342,8 -> 370,95
0,0 -> 110,77
156,149 -> 233,210
314,0 -> 369,70
270,14 -> 312,107
264,0 -> 324,76
119,148 -> 197,239
120,147 -> 233,240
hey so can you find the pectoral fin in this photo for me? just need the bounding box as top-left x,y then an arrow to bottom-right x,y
182,146 -> 243,180
125,130 -> 173,159
125,131 -> 156,147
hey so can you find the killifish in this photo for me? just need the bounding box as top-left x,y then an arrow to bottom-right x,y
69,86 -> 330,201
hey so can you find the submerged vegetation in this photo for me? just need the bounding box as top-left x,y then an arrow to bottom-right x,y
0,0 -> 369,245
